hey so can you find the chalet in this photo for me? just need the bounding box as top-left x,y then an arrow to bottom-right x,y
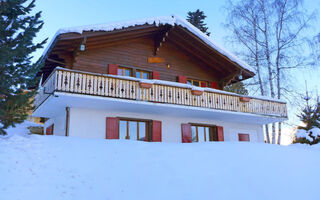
33,16 -> 287,143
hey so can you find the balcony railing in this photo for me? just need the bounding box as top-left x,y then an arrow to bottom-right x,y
35,68 -> 287,118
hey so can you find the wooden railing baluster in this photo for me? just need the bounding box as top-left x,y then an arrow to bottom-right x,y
34,69 -> 287,118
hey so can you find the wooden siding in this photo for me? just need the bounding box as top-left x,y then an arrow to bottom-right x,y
71,37 -> 220,85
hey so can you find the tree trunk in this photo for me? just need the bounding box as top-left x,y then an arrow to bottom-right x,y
259,0 -> 275,99
265,124 -> 270,143
275,1 -> 286,145
253,11 -> 270,143
271,123 -> 276,144
259,0 -> 276,144
254,17 -> 265,97
277,122 -> 282,144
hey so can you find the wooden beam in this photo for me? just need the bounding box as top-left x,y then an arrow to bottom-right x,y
154,25 -> 171,55
222,70 -> 241,86
46,58 -> 67,66
72,37 -> 87,64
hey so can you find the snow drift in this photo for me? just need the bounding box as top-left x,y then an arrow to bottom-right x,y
1,123 -> 320,200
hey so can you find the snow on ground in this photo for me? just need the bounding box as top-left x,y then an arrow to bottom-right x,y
1,120 -> 42,137
1,123 -> 320,200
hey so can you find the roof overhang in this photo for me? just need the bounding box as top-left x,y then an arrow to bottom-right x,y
40,15 -> 255,83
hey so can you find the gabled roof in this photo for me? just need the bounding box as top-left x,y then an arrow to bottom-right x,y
42,15 -> 255,79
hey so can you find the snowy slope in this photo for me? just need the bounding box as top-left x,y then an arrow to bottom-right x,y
1,124 -> 320,200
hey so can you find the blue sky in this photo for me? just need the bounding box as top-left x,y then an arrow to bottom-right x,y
33,0 -> 320,93
32,0 -> 320,142
33,0 -> 230,51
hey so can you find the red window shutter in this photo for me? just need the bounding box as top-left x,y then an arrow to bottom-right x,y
200,82 -> 207,88
181,124 -> 192,143
106,117 -> 119,139
152,120 -> 162,142
152,71 -> 160,80
238,133 -> 250,142
46,124 -> 54,135
217,126 -> 224,141
210,81 -> 218,89
108,64 -> 118,75
178,75 -> 187,84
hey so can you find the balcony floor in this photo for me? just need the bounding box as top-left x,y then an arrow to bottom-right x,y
33,92 -> 287,125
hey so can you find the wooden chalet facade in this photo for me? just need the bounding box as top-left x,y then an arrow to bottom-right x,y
33,16 -> 287,143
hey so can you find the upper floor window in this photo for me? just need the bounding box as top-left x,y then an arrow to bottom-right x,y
118,66 -> 132,77
119,119 -> 149,141
187,79 -> 208,87
136,69 -> 150,79
191,125 -> 217,142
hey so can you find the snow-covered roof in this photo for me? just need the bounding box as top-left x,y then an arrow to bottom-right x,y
43,15 -> 255,74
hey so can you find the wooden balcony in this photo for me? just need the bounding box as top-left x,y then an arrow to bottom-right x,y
34,68 -> 288,118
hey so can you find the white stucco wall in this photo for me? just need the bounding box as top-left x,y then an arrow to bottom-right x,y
64,107 -> 264,143
44,110 -> 66,136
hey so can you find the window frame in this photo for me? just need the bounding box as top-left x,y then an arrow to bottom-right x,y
118,117 -> 150,141
135,69 -> 150,79
238,133 -> 250,142
117,66 -> 133,77
187,78 -> 208,87
189,123 -> 217,142
117,65 -> 152,80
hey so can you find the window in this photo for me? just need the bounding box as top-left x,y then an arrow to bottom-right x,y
119,119 -> 149,141
117,66 -> 132,77
187,79 -> 208,87
136,69 -> 150,79
238,133 -> 250,142
46,124 -> 54,135
191,125 -> 217,142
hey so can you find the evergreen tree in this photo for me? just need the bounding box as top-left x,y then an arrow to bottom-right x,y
298,99 -> 317,131
0,0 -> 46,135
224,82 -> 248,95
314,99 -> 320,127
187,9 -> 210,36
294,95 -> 320,145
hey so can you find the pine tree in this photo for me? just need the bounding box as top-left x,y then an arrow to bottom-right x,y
187,9 -> 210,36
294,95 -> 320,145
314,99 -> 320,128
0,0 -> 46,135
224,82 -> 248,95
298,99 -> 316,131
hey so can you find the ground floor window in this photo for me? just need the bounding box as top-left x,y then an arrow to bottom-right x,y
46,124 -> 54,135
119,119 -> 149,141
190,124 -> 217,142
238,133 -> 250,142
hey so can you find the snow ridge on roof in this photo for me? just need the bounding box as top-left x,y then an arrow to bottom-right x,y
43,15 -> 255,73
